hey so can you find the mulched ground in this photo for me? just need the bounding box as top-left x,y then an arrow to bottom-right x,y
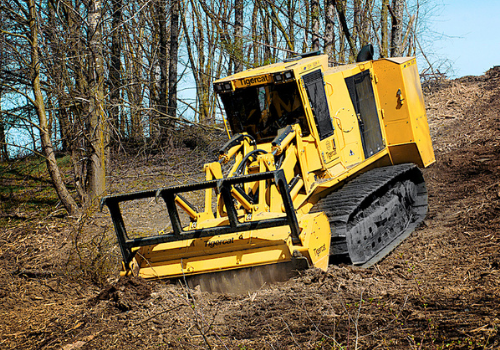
0,68 -> 499,349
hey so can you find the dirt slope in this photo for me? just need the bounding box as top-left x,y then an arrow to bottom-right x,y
0,69 -> 499,349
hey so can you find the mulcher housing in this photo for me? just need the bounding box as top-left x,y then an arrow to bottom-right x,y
102,51 -> 434,287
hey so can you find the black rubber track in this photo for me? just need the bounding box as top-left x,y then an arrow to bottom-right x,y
312,163 -> 428,266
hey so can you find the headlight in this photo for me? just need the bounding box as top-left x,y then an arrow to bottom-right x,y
273,70 -> 294,84
214,82 -> 233,93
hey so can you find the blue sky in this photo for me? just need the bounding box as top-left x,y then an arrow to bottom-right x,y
431,0 -> 500,77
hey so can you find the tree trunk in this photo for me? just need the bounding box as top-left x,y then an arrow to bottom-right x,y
353,0 -> 361,47
234,0 -> 244,72
262,10 -> 271,63
271,13 -> 277,58
0,123 -> 6,162
359,0 -> 372,47
334,0 -> 356,61
181,6 -> 203,123
324,0 -> 335,63
123,25 -> 144,143
167,0 -> 179,127
0,38 -> 6,161
402,14 -> 415,56
381,0 -> 389,57
263,2 -> 294,55
27,0 -> 79,215
45,1 -> 71,154
302,0 -> 310,52
252,3 -> 259,65
109,0 -> 122,143
311,0 -> 320,51
390,0 -> 404,57
0,93 -> 8,162
87,0 -> 107,203
287,0 -> 296,57
58,105 -> 70,152
156,0 -> 169,140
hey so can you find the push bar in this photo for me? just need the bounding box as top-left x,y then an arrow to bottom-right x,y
101,169 -> 301,266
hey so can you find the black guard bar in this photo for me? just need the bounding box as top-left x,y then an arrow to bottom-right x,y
100,169 -> 301,266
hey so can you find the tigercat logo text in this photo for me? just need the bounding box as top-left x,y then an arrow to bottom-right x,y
314,244 -> 326,257
326,150 -> 336,159
239,75 -> 272,87
205,237 -> 234,248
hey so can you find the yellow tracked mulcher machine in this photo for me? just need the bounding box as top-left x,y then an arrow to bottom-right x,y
102,47 -> 435,292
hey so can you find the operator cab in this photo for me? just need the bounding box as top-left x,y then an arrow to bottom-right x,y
214,54 -> 337,168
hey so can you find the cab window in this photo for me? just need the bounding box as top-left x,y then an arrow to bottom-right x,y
220,81 -> 310,142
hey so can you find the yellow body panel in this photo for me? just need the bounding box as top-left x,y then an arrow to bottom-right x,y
126,212 -> 331,278
215,55 -> 329,85
372,57 -> 435,167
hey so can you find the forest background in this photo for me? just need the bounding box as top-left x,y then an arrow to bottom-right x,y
0,0 -> 464,214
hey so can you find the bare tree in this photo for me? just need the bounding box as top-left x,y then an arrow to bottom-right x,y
182,0 -> 222,123
353,0 -> 361,46
359,0 -> 373,47
156,0 -> 169,141
0,38 -> 6,161
234,0 -> 244,72
302,0 -> 310,52
381,0 -> 389,57
311,0 -> 320,51
84,0 -> 107,203
27,0 -> 79,214
109,0 -> 123,143
167,0 -> 180,134
324,0 -> 336,62
251,2 -> 260,64
390,0 -> 404,56
0,92 -> 8,161
334,0 -> 356,60
287,0 -> 297,55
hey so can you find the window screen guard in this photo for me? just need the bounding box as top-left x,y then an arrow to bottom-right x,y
302,70 -> 334,140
